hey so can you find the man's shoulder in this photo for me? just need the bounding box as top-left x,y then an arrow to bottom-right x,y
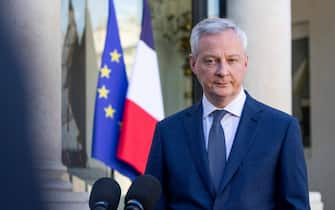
248,95 -> 296,123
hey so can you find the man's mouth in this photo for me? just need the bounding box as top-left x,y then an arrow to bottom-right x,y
214,81 -> 230,87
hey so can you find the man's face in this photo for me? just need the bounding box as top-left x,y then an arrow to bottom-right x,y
190,29 -> 248,107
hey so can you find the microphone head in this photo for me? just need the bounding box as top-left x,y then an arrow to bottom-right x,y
89,177 -> 121,210
125,175 -> 162,210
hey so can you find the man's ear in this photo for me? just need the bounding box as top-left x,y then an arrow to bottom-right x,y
244,55 -> 249,68
189,54 -> 197,74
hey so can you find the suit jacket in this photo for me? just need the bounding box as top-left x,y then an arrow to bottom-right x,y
145,94 -> 310,210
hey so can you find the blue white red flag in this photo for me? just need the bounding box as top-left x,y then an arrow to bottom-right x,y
118,0 -> 164,174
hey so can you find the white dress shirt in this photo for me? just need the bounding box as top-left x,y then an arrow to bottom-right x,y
202,88 -> 246,159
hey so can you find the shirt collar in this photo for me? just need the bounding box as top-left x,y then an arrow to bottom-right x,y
202,87 -> 246,118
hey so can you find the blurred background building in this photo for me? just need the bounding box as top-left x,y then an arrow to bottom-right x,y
4,0 -> 333,209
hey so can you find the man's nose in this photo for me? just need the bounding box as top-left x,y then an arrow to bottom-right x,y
216,62 -> 229,76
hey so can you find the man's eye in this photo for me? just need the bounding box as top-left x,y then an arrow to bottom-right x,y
227,58 -> 238,64
205,59 -> 216,65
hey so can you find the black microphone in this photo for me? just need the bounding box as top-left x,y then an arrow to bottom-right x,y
89,177 -> 121,210
124,175 -> 162,210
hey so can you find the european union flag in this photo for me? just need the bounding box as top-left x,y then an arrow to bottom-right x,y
92,0 -> 138,180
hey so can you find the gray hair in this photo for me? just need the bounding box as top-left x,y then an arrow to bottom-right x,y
190,18 -> 248,55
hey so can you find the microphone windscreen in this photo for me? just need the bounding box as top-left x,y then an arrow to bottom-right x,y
125,175 -> 162,210
89,177 -> 121,210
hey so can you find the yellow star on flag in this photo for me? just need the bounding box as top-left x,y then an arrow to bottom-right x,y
104,105 -> 116,118
110,49 -> 121,63
97,85 -> 109,99
100,65 -> 111,78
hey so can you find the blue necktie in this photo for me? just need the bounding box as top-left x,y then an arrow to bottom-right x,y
208,110 -> 227,191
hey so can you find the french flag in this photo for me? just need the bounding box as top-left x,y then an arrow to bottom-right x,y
117,0 -> 164,174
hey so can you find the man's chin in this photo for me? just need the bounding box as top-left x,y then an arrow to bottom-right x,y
214,88 -> 233,97
214,90 -> 239,100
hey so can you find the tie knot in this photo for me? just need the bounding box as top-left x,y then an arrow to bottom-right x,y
211,110 -> 226,124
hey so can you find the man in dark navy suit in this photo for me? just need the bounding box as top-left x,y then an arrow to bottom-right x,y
145,17 -> 310,210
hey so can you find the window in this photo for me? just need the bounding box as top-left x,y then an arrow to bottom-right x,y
292,22 -> 311,147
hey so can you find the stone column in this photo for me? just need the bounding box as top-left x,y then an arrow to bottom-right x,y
5,0 -> 67,188
227,0 -> 292,113
5,0 -> 89,209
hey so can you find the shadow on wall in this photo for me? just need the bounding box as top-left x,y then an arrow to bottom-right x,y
0,3 -> 44,210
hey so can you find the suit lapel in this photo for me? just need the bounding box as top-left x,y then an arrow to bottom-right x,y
218,95 -> 263,193
183,102 -> 215,197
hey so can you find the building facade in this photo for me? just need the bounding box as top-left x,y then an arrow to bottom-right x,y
3,0 -> 334,209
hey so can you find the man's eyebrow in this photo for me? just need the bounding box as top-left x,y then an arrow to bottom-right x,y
202,53 -> 216,57
226,54 -> 244,59
227,54 -> 242,57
